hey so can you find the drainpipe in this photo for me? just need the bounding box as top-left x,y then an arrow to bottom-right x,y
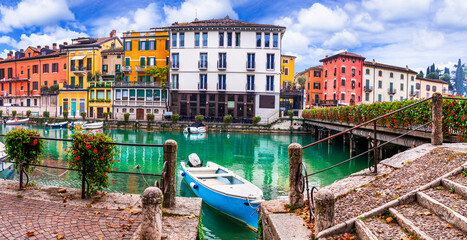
373,65 -> 375,103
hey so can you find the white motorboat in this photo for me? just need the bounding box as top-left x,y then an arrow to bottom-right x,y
5,118 -> 29,125
81,122 -> 103,130
183,122 -> 208,134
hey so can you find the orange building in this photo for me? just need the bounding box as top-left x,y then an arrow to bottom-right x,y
0,43 -> 67,116
297,65 -> 323,108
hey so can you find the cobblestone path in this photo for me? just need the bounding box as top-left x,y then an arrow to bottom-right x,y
0,193 -> 141,239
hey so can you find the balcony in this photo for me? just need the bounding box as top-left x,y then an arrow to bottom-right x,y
62,84 -> 84,90
0,77 -> 29,82
122,66 -> 131,73
198,61 -> 208,70
409,91 -> 417,97
217,61 -> 226,70
71,66 -> 87,75
135,65 -> 148,72
246,61 -> 255,71
89,81 -> 113,88
363,86 -> 373,92
388,88 -> 397,95
114,81 -> 164,88
280,87 -> 302,96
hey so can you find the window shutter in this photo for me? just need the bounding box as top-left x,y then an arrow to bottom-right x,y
140,57 -> 145,66
123,42 -> 126,51
130,42 -> 132,51
147,57 -> 150,66
138,41 -> 141,50
125,58 -> 130,66
145,41 -> 149,50
165,40 -> 168,50
154,41 -> 157,50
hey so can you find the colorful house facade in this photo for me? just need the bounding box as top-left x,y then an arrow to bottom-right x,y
320,52 -> 365,105
280,55 -> 295,88
58,30 -> 121,118
118,29 -> 170,121
300,65 -> 323,108
416,77 -> 449,99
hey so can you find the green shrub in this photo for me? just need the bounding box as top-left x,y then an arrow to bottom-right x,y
12,110 -> 16,118
63,110 -> 69,119
80,111 -> 86,120
26,110 -> 31,117
102,112 -> 109,120
0,110 -> 3,117
124,113 -> 130,122
171,114 -> 179,123
43,111 -> 50,118
147,113 -> 155,121
4,129 -> 46,176
253,116 -> 261,125
195,115 -> 204,122
223,115 -> 232,124
288,110 -> 294,119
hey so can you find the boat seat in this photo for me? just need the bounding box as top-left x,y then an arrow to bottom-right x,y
188,167 -> 219,172
193,173 -> 234,178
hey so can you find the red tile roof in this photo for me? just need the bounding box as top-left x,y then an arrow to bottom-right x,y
168,18 -> 285,29
320,52 -> 365,62
364,61 -> 417,74
416,77 -> 448,84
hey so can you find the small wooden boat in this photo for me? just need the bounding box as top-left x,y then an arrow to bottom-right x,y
69,121 -> 84,130
45,121 -> 68,128
81,122 -> 103,130
5,118 -> 29,125
181,154 -> 264,230
183,122 -> 208,134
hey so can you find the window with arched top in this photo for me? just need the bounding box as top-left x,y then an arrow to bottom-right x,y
378,70 -> 382,77
390,72 -> 394,78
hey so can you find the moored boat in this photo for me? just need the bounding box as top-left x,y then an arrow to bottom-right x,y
81,122 -> 103,130
45,121 -> 69,128
69,121 -> 84,130
183,122 -> 208,134
180,154 -> 264,230
5,118 -> 29,125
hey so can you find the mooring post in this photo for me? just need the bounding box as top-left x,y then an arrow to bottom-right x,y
314,189 -> 335,236
288,143 -> 304,207
140,187 -> 163,240
431,93 -> 443,145
163,139 -> 177,208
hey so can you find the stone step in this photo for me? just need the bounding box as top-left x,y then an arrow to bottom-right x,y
389,207 -> 433,240
445,172 -> 467,190
394,202 -> 466,239
356,214 -> 411,240
423,185 -> 467,218
442,177 -> 467,198
416,191 -> 467,234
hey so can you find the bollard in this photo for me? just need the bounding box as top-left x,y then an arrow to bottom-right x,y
140,187 -> 163,240
431,93 -> 443,145
163,139 -> 177,208
314,189 -> 335,236
288,143 -> 304,207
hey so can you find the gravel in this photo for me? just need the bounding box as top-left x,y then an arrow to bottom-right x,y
363,216 -> 410,240
394,203 -> 467,239
333,148 -> 467,224
424,186 -> 467,217
449,172 -> 467,186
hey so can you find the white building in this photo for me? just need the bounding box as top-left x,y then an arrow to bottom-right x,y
363,60 -> 418,104
165,18 -> 285,123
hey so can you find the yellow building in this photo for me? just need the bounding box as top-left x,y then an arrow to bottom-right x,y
116,30 -> 169,121
280,55 -> 296,89
58,30 -> 121,118
415,77 -> 449,99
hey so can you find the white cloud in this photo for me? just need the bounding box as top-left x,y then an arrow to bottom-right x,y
323,30 -> 361,49
294,3 -> 348,32
435,0 -> 467,27
10,26 -> 87,50
0,0 -> 75,33
362,0 -> 433,21
352,13 -> 384,32
93,3 -> 162,37
164,0 -> 238,24
412,29 -> 445,50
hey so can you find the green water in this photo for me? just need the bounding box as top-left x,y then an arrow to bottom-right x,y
0,125 -> 371,240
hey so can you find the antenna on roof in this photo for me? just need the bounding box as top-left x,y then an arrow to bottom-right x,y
194,9 -> 198,21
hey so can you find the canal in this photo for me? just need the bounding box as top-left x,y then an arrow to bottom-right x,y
0,125 -> 383,239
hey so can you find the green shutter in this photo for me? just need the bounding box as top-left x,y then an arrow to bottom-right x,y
154,41 -> 157,50
71,76 -> 75,86
125,58 -> 130,66
165,40 -> 168,50
79,77 -> 83,88
140,57 -> 145,66
137,90 -> 144,98
130,90 -> 135,97
145,75 -> 150,82
145,41 -> 149,51
123,41 -> 126,51
130,42 -> 132,51
147,57 -> 150,66
138,41 -> 141,50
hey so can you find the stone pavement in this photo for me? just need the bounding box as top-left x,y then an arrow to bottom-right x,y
0,193 -> 141,239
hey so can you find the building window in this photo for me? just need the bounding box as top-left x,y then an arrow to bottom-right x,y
172,54 -> 179,68
203,32 -> 208,47
351,68 -> 355,76
378,94 -> 382,102
273,33 -> 278,48
43,64 -> 49,73
341,78 -> 345,86
150,41 -> 155,50
32,65 -> 38,74
199,53 -> 207,69
390,95 -> 393,101
247,75 -> 255,90
33,81 -> 38,90
416,83 -> 420,89
283,59 -> 289,64
218,75 -> 226,90
284,68 -> 288,75
52,63 -> 59,73
97,90 -> 105,99
199,74 -> 207,89
179,33 -> 184,47
400,83 -> 404,91
102,65 -> 108,73
218,53 -> 226,69
227,32 -> 232,46
365,92 -> 369,101
390,72 -> 394,78
44,81 -> 48,86
378,70 -> 382,77
265,34 -> 270,48
313,82 -> 320,89
125,41 -> 132,51
341,67 -> 345,74
172,74 -> 179,89
122,108 -> 127,113
314,71 -> 321,77
256,33 -> 261,47
341,93 -> 345,101
235,32 -> 240,47
266,76 -> 274,91
365,69 -> 370,74
426,85 -> 430,91
219,32 -> 224,47
172,33 -> 177,47
433,86 -> 437,92
115,89 -> 121,100
325,70 -> 327,77
427,93 -> 430,98
139,41 -> 146,50
378,80 -> 382,88
247,53 -> 255,69
195,32 -> 200,47
411,76 -> 414,81
401,74 -> 404,80
266,54 -> 274,70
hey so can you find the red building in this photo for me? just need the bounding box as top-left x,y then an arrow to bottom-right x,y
320,51 -> 365,105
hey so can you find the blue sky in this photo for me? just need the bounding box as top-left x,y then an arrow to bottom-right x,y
1,0 -> 466,74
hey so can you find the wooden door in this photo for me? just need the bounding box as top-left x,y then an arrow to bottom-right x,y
97,108 -> 103,118
136,109 -> 144,120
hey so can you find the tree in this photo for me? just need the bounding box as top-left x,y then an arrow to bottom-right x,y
430,63 -> 435,74
426,66 -> 430,75
454,59 -> 465,96
426,72 -> 439,80
417,71 -> 424,78
444,67 -> 450,75
145,65 -> 169,110
440,73 -> 454,91
296,76 -> 306,89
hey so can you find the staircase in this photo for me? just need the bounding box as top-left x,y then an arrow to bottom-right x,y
355,170 -> 467,239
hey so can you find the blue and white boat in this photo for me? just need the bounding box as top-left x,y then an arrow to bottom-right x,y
45,121 -> 68,128
181,154 -> 264,230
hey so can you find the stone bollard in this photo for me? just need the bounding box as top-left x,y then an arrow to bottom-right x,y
314,189 -> 335,236
140,187 -> 163,240
431,92 -> 443,145
288,143 -> 304,207
163,139 -> 177,208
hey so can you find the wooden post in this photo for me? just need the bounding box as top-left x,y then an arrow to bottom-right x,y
431,93 -> 443,145
81,156 -> 86,199
163,139 -> 177,208
140,187 -> 163,240
314,189 -> 335,236
19,162 -> 23,190
288,143 -> 304,207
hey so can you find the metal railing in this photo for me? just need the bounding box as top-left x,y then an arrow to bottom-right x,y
1,134 -> 177,204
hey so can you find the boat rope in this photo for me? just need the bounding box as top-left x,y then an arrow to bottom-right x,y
246,194 -> 260,214
137,167 -> 150,187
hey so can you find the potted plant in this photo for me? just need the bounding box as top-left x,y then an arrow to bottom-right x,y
146,113 -> 155,122
223,115 -> 232,124
63,110 -> 69,120
12,110 -> 16,118
124,113 -> 130,122
171,114 -> 179,123
253,116 -> 261,125
80,111 -> 86,120
26,110 -> 31,118
0,110 -> 3,118
43,111 -> 50,118
195,115 -> 204,123
102,112 -> 109,121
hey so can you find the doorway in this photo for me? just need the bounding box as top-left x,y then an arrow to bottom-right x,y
136,108 -> 144,120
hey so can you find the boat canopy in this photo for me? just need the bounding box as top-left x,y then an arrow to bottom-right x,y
190,122 -> 205,128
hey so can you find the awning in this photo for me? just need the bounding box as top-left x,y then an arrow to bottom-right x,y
71,55 -> 86,60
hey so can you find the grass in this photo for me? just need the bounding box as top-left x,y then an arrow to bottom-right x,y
450,187 -> 455,193
198,211 -> 205,240
435,186 -> 444,190
462,169 -> 467,177
257,217 -> 263,240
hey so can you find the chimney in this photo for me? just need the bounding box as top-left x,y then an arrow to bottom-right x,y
110,29 -> 117,38
52,43 -> 57,50
63,42 -> 68,46
45,45 -> 49,49
406,65 -> 409,70
372,59 -> 375,64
